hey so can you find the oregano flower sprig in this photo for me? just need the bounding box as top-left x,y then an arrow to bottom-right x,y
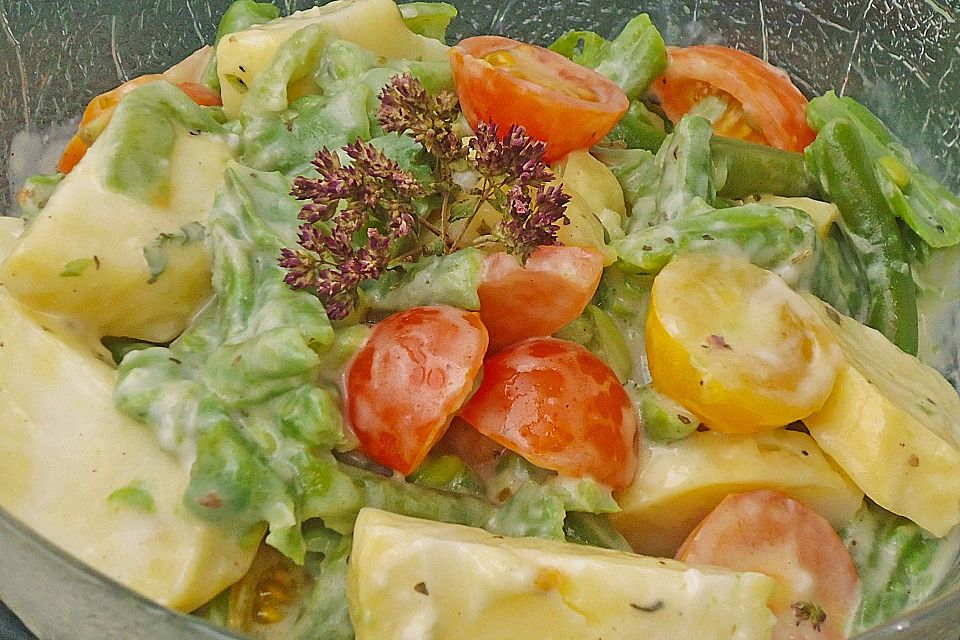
281,73 -> 571,320
280,142 -> 424,319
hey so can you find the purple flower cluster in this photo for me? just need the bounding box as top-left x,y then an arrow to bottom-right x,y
378,74 -> 465,165
470,121 -> 554,189
280,73 -> 574,317
499,184 -> 572,261
281,141 -> 423,320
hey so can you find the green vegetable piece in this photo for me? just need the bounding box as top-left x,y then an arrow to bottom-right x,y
627,383 -> 698,443
409,454 -> 486,496
362,248 -> 484,313
547,30 -> 608,69
15,172 -> 63,221
603,110 -> 821,200
551,14 -> 667,101
216,0 -> 279,44
242,24 -> 330,117
107,481 -> 156,513
593,14 -> 667,102
805,119 -> 918,354
399,2 -> 457,42
285,533 -> 354,640
143,221 -> 205,284
807,91 -> 960,248
842,501 -> 960,633
810,226 -> 870,323
654,115 -> 717,221
614,203 -> 819,285
563,512 -> 632,552
555,305 -> 633,382
60,257 -> 96,277
101,336 -> 163,366
100,82 -> 226,205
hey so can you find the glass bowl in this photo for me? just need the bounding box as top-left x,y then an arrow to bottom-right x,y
1,0 -> 959,638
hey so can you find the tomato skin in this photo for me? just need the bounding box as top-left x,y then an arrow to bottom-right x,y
458,337 -> 638,490
651,45 -> 815,152
175,81 -> 223,107
450,36 -> 628,162
645,252 -> 841,434
678,490 -> 860,640
478,245 -> 604,352
346,305 -> 489,476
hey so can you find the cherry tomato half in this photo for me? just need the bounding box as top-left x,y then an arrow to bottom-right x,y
650,45 -> 816,152
678,490 -> 861,640
450,35 -> 629,162
458,337 -> 638,490
478,245 -> 604,352
346,305 -> 488,476
646,252 -> 841,434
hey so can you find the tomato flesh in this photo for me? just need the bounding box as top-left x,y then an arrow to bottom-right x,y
478,245 -> 604,352
346,305 -> 488,476
450,35 -> 628,162
678,490 -> 861,640
458,337 -> 638,490
651,45 -> 816,152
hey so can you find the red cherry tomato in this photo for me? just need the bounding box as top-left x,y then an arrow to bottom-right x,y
677,490 -> 861,640
478,245 -> 604,352
449,35 -> 629,162
346,305 -> 489,476
458,337 -> 638,490
650,45 -> 816,152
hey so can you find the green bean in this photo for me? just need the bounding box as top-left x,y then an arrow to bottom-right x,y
805,120 -> 918,354
604,106 -> 821,199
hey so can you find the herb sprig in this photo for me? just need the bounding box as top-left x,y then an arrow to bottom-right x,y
281,73 -> 571,320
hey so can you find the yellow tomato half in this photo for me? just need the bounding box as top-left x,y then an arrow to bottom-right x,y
646,252 -> 841,433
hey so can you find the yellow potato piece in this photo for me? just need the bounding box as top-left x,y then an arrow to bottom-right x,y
612,429 -> 863,557
0,289 -> 258,610
554,150 -> 626,265
0,127 -> 230,343
217,0 -> 450,116
0,218 -> 257,610
804,295 -> 960,536
348,508 -> 776,640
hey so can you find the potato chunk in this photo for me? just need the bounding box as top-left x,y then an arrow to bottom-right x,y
611,429 -> 863,557
348,508 -> 776,640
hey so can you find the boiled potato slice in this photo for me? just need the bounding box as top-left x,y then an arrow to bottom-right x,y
0,216 -> 256,610
0,283 -> 258,610
555,150 -> 627,265
0,126 -> 230,343
804,295 -> 960,536
217,0 -> 449,116
611,429 -> 863,557
348,508 -> 776,640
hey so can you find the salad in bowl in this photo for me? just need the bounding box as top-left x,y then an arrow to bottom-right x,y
2,0 -> 960,638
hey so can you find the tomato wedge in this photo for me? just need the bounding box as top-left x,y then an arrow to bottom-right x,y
57,77 -> 223,174
650,45 -> 815,152
478,245 -> 604,352
458,337 -> 638,490
678,490 -> 861,640
345,305 -> 488,476
449,35 -> 628,162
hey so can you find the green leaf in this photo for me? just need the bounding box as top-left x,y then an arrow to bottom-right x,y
399,2 -> 458,42
60,257 -> 96,277
107,481 -> 156,513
